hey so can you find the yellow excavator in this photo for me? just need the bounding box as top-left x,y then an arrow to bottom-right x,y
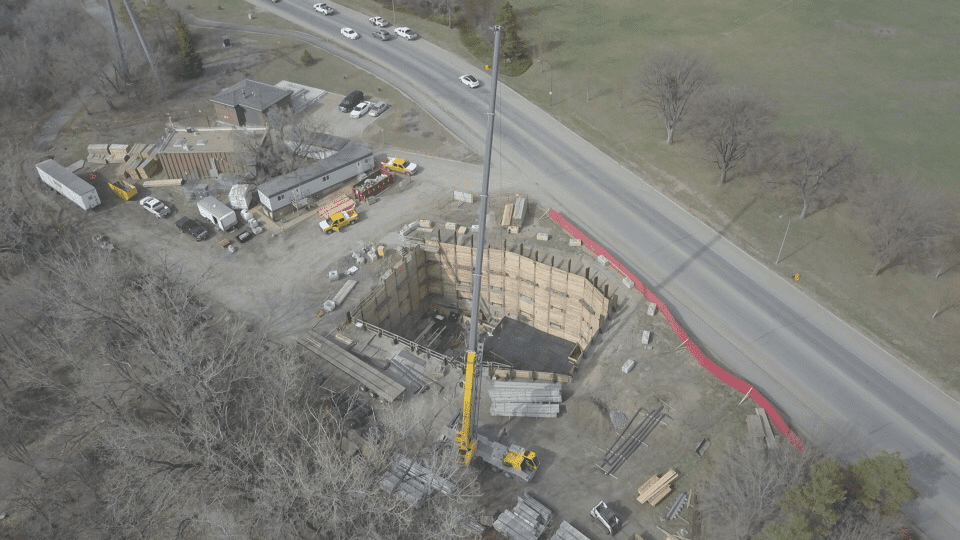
452,26 -> 539,482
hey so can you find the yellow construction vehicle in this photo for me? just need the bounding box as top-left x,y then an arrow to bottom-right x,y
319,209 -> 359,234
453,26 -> 539,483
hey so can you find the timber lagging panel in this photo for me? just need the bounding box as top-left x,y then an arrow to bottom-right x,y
424,243 -> 608,349
351,244 -> 608,350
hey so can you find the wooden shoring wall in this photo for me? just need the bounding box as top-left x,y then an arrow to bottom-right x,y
424,242 -> 608,349
351,249 -> 428,328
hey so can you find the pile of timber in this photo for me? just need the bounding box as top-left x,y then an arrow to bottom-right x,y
298,330 -> 405,402
488,381 -> 561,418
636,469 -> 679,506
493,492 -> 553,540
380,454 -> 455,507
549,521 -> 592,540
597,404 -> 666,476
500,196 -> 527,229
745,407 -> 779,449
494,368 -> 573,384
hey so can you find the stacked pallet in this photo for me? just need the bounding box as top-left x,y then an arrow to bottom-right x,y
380,454 -> 455,507
489,381 -> 562,418
493,492 -> 553,540
549,521 -> 592,540
636,469 -> 679,506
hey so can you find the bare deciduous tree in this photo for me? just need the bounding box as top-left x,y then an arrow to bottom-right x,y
634,50 -> 717,144
699,441 -> 814,539
767,129 -> 857,219
233,107 -> 326,184
4,241 -> 482,539
853,173 -> 956,276
689,87 -> 776,185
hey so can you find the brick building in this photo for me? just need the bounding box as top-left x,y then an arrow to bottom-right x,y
210,79 -> 293,127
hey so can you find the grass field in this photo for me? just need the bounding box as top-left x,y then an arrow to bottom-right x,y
169,0 -> 960,394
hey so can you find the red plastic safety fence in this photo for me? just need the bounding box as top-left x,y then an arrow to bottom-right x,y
550,209 -> 805,451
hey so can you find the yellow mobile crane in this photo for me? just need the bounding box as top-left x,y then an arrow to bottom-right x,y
453,26 -> 539,482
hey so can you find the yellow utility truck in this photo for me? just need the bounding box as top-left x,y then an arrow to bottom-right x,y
319,209 -> 359,234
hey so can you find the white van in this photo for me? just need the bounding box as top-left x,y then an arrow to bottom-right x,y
197,196 -> 239,232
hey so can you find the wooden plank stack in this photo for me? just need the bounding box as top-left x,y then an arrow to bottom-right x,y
488,380 -> 562,418
549,521 -> 592,540
746,408 -> 779,449
493,492 -> 553,540
298,330 -> 405,402
636,469 -> 679,506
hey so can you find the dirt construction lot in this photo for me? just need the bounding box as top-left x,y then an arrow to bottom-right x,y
51,140 -> 755,540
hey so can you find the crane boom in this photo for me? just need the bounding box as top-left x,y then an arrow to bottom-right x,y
454,27 -> 539,481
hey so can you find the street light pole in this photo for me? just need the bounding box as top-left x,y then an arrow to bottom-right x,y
776,217 -> 793,265
539,58 -> 553,106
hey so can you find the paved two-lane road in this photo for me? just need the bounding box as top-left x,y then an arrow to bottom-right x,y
197,3 -> 960,536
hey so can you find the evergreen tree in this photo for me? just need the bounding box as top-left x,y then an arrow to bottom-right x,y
301,50 -> 315,66
756,512 -> 814,540
851,451 -> 918,514
175,12 -> 204,79
781,460 -> 847,534
495,2 -> 525,61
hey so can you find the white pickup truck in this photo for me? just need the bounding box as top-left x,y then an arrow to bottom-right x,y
369,16 -> 389,27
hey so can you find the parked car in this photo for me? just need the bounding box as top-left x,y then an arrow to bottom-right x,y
372,29 -> 391,41
340,27 -> 359,40
459,74 -> 480,88
314,2 -> 334,14
350,101 -> 371,118
368,102 -> 390,117
338,90 -> 364,112
369,16 -> 389,27
176,217 -> 208,241
394,27 -> 417,40
381,157 -> 418,175
139,196 -> 171,218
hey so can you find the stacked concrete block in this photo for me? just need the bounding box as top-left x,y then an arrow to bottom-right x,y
489,381 -> 562,418
493,492 -> 553,540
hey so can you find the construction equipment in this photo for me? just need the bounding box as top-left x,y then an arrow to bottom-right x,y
590,501 -> 623,535
453,26 -> 539,483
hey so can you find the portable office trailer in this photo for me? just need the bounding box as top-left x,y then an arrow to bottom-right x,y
197,196 -> 239,231
228,183 -> 256,210
257,142 -> 374,217
36,159 -> 101,210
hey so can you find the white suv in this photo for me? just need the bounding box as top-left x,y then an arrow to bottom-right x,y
394,27 -> 417,40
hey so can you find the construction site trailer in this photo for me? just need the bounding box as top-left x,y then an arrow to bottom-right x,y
197,196 -> 239,231
36,159 -> 101,210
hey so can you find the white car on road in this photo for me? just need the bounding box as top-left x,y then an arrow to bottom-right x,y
369,16 -> 389,27
140,196 -> 171,218
394,27 -> 417,40
340,27 -> 359,40
350,101 -> 371,118
314,2 -> 334,14
459,74 -> 480,88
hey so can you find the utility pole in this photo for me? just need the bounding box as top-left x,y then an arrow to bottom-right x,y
106,0 -> 130,83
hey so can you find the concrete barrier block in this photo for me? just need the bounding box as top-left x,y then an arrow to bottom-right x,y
569,238 -> 582,247
647,302 -> 658,316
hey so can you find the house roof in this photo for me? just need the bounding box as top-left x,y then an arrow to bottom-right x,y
210,79 -> 293,112
155,127 -> 265,155
258,142 -> 373,199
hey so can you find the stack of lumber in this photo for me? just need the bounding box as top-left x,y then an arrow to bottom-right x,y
488,381 -> 561,418
380,454 -> 455,507
494,368 -> 573,384
86,143 -> 110,164
636,469 -> 679,506
493,492 -> 553,540
549,521 -> 592,540
746,408 -> 779,449
502,202 -> 515,227
107,143 -> 130,163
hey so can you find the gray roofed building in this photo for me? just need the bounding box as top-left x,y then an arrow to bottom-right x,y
210,79 -> 294,127
257,141 -> 375,215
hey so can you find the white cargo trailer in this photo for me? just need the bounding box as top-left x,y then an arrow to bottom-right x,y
197,196 -> 239,231
36,159 -> 101,210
